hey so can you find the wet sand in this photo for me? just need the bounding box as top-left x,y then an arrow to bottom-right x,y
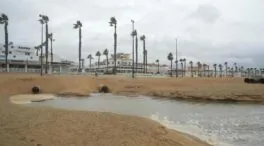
1,73 -> 263,146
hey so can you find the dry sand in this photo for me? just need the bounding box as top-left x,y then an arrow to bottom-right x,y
1,73 -> 264,146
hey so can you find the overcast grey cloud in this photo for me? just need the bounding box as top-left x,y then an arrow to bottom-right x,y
0,0 -> 264,67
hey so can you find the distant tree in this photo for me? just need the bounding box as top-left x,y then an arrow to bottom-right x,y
175,60 -> 178,78
103,49 -> 109,73
234,62 -> 238,72
213,64 -> 217,77
95,51 -> 101,71
224,62 -> 228,77
140,35 -> 146,73
156,59 -> 160,73
197,62 -> 201,77
182,58 -> 186,76
167,53 -> 173,77
179,59 -> 184,77
230,67 -> 234,77
218,64 -> 223,77
202,64 -> 207,77
109,17 -> 117,74
87,54 -> 93,72
0,13 -> 9,72
73,20 -> 83,72
189,61 -> 193,77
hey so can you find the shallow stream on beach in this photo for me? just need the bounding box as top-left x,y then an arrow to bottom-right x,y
28,94 -> 264,146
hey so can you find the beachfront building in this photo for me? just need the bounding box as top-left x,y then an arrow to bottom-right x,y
77,53 -> 169,74
0,43 -> 73,74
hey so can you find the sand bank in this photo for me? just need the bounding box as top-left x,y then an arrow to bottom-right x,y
10,94 -> 56,104
1,73 -> 263,145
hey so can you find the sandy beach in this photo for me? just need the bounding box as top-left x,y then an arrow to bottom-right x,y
1,73 -> 264,146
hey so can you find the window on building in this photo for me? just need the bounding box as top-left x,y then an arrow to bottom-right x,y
2,51 -> 5,54
9,51 -> 12,54
118,61 -> 120,65
30,57 -> 33,59
13,55 -> 16,58
25,52 -> 30,56
112,62 -> 114,64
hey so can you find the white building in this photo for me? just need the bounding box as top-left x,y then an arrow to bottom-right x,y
71,53 -> 169,74
0,43 -> 72,73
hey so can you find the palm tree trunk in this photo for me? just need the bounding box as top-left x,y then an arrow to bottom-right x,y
184,62 -> 186,76
135,35 -> 138,74
170,60 -> 172,77
45,23 -> 49,74
4,22 -> 8,72
89,58 -> 91,72
158,62 -> 160,73
50,38 -> 53,73
132,34 -> 134,78
143,41 -> 146,73
145,51 -> 148,73
106,55 -> 108,73
114,25 -> 117,74
191,65 -> 193,77
225,66 -> 227,77
78,27 -> 82,72
40,24 -> 43,76
97,56 -> 100,70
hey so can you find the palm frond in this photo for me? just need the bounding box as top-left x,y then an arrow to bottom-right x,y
140,35 -> 145,41
73,24 -> 78,29
1,13 -> 8,21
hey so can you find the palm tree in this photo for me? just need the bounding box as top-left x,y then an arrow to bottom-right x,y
218,64 -> 223,77
73,20 -> 82,72
234,62 -> 238,72
224,62 -> 228,77
39,14 -> 49,74
95,51 -> 101,71
213,64 -> 217,77
167,52 -> 174,77
202,64 -> 207,77
175,60 -> 178,77
87,54 -> 93,73
240,66 -> 244,77
140,35 -> 146,73
48,33 -> 55,65
38,18 -> 45,76
189,61 -> 193,77
109,17 -> 117,74
156,59 -> 160,73
197,62 -> 201,77
103,49 -> 109,73
183,58 -> 186,76
179,59 -> 184,77
230,67 -> 234,77
131,30 -> 138,74
0,13 -> 9,72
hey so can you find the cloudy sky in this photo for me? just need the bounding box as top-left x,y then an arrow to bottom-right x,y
0,0 -> 264,67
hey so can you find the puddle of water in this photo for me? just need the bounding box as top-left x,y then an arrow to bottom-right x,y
28,93 -> 264,146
